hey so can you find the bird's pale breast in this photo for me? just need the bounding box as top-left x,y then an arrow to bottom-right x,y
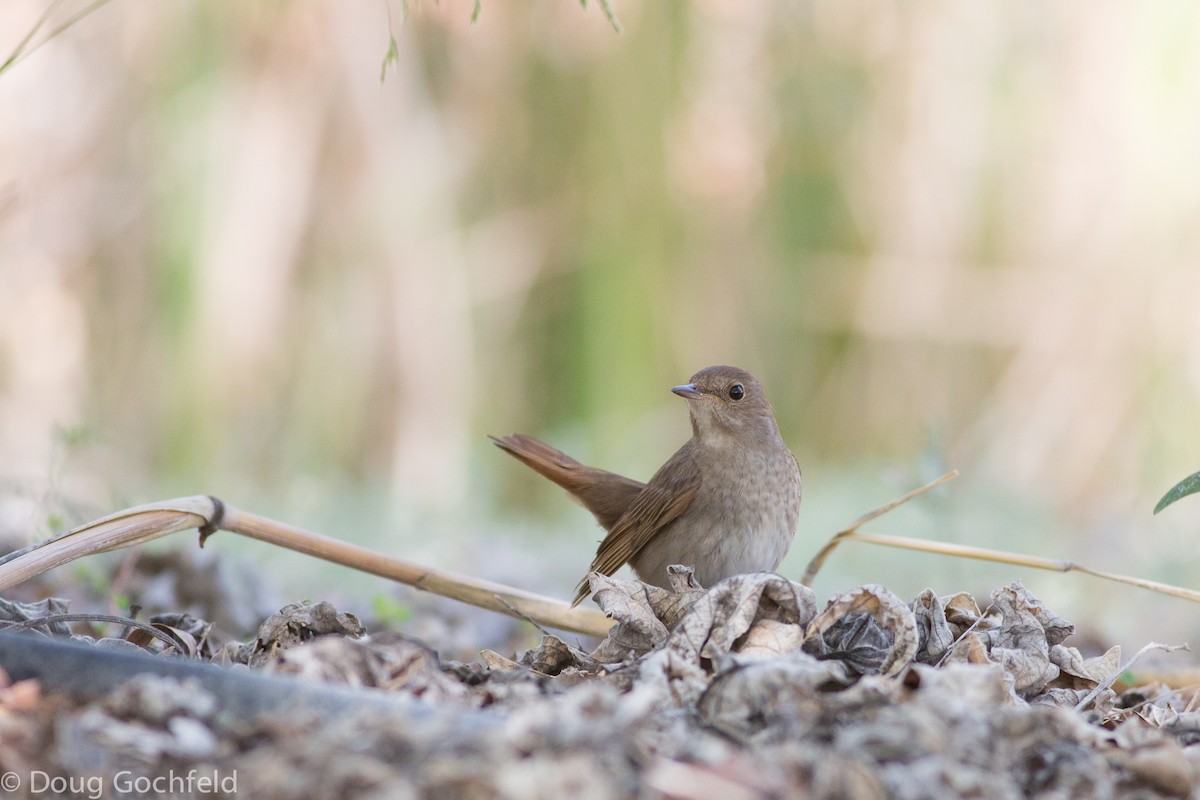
630,440 -> 801,589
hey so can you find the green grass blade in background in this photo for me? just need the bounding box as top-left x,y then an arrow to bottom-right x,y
1153,470 -> 1200,514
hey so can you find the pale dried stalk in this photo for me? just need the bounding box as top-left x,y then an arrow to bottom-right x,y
802,470 -> 1200,605
840,531 -> 1200,604
1074,642 -> 1190,712
800,471 -> 959,585
0,497 -> 614,638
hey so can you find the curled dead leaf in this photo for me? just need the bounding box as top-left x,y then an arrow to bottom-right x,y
667,573 -> 817,668
803,584 -> 917,677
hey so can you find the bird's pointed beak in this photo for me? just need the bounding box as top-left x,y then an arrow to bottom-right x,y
672,383 -> 703,400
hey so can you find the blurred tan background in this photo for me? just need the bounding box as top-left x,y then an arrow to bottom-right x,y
2,0 -> 1200,651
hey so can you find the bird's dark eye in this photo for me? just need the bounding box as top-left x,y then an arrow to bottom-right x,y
729,383 -> 745,401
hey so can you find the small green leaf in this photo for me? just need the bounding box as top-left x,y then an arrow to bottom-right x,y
1154,470 -> 1200,514
471,0 -> 481,24
380,34 -> 399,84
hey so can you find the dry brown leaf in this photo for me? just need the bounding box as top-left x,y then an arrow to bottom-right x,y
803,584 -> 917,677
480,649 -> 522,670
125,623 -> 199,657
944,631 -> 994,667
738,618 -> 807,658
517,634 -> 602,676
589,573 -> 673,663
1051,643 -> 1122,688
658,565 -> 709,626
991,581 -> 1074,649
989,647 -> 1060,697
243,601 -> 365,667
635,648 -> 710,709
1033,687 -> 1116,712
0,597 -> 72,636
668,573 -> 817,668
696,655 -> 849,739
941,592 -> 982,629
937,581 -> 1082,699
910,589 -> 956,664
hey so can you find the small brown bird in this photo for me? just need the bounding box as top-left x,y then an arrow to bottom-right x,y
492,365 -> 802,605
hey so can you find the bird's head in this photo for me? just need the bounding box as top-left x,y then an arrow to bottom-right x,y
672,365 -> 781,447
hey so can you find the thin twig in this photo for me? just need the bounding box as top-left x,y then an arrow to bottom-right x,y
1074,642 -> 1190,713
801,470 -> 1200,607
933,602 -> 996,669
0,612 -> 185,653
494,594 -> 551,638
801,470 -> 958,585
837,532 -> 1200,604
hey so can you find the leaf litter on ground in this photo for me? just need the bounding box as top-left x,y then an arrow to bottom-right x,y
0,562 -> 1198,799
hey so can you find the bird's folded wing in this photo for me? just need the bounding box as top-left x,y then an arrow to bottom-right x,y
573,451 -> 700,605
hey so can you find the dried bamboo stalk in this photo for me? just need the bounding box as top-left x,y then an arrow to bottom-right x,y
800,471 -> 958,585
0,497 -> 614,638
840,531 -> 1200,604
801,470 -> 1200,605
